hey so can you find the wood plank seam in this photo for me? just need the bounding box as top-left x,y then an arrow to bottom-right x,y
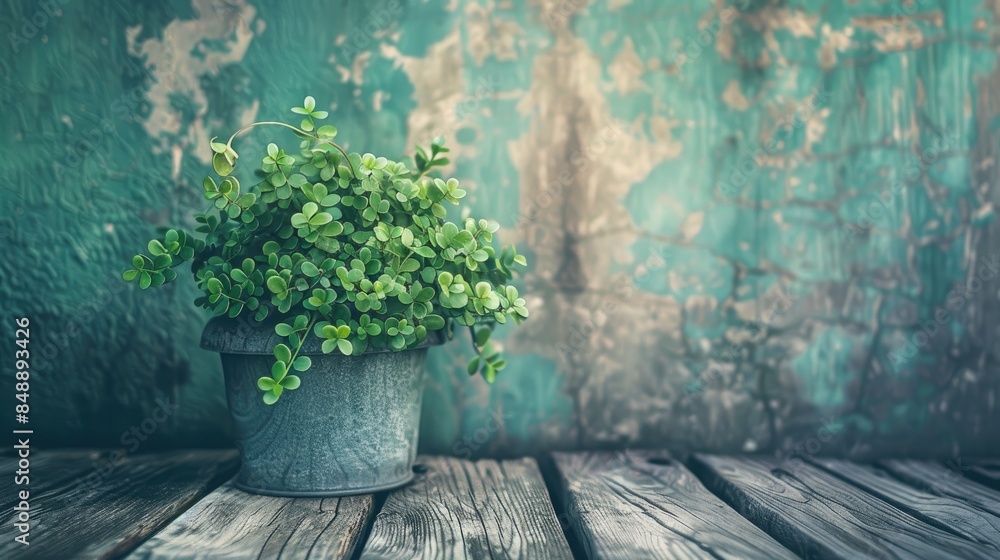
811,458 -> 1000,553
552,451 -> 797,559
690,454 -> 998,559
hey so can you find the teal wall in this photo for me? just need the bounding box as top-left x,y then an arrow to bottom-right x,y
2,0 -> 999,458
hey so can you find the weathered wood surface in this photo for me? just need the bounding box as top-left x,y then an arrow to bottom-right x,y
0,450 -> 104,510
552,450 -> 796,559
0,450 -> 238,560
878,460 -> 1000,519
359,456 -> 572,560
966,460 -> 1000,491
128,480 -> 374,560
691,454 -> 996,559
814,458 -> 1000,552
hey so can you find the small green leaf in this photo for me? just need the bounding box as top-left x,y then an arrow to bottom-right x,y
292,356 -> 311,372
271,360 -> 287,379
475,327 -> 491,347
206,278 -> 223,294
399,258 -> 420,273
414,246 -> 435,258
258,377 -> 276,390
262,241 -> 281,255
280,375 -> 301,389
267,276 -> 287,294
302,201 -> 318,219
337,339 -> 353,354
274,343 -> 292,364
422,314 -> 445,330
475,282 -> 491,298
213,152 -> 235,176
301,261 -> 320,277
152,254 -> 171,269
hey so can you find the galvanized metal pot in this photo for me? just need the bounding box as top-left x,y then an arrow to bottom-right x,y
201,317 -> 439,497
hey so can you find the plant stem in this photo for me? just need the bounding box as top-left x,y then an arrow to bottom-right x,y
226,121 -> 356,175
279,314 -> 318,381
469,325 -> 484,355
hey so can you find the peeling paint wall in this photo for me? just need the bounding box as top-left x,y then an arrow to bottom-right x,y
2,0 -> 998,458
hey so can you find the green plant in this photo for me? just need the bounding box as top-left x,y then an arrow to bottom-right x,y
124,96 -> 528,404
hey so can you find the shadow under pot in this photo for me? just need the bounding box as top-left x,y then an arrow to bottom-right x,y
201,316 -> 442,497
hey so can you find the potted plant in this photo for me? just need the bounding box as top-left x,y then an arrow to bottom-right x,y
123,97 -> 528,496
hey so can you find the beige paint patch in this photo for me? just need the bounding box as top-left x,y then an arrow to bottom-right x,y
711,0 -> 738,61
850,13 -> 932,54
722,80 -> 751,110
804,106 -> 831,152
126,0 -> 257,163
608,37 -> 646,95
744,7 -> 818,38
818,24 -> 854,69
649,115 -> 683,156
733,7 -> 822,69
381,26 -> 478,168
852,10 -> 943,53
466,0 -> 525,66
505,14 -> 695,445
679,211 -> 705,241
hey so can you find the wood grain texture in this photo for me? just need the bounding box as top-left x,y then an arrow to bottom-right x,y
878,460 -> 1000,519
128,480 -> 374,559
0,449 -> 101,510
551,450 -> 796,559
813,459 -> 1000,552
359,456 -> 572,559
0,450 -> 238,560
691,454 -> 996,559
0,450 -> 105,510
966,461 -> 1000,492
3,449 -> 101,479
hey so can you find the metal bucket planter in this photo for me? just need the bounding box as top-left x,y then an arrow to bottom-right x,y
201,317 -> 439,497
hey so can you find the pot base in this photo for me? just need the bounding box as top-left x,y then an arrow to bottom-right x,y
233,471 -> 415,497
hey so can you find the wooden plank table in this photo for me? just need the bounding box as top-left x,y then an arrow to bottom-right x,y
551,450 -> 795,559
360,456 -> 572,559
691,455 -> 997,559
0,450 -> 238,559
3,450 -> 1000,559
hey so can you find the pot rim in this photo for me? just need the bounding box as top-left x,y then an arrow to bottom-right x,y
200,315 -> 446,356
